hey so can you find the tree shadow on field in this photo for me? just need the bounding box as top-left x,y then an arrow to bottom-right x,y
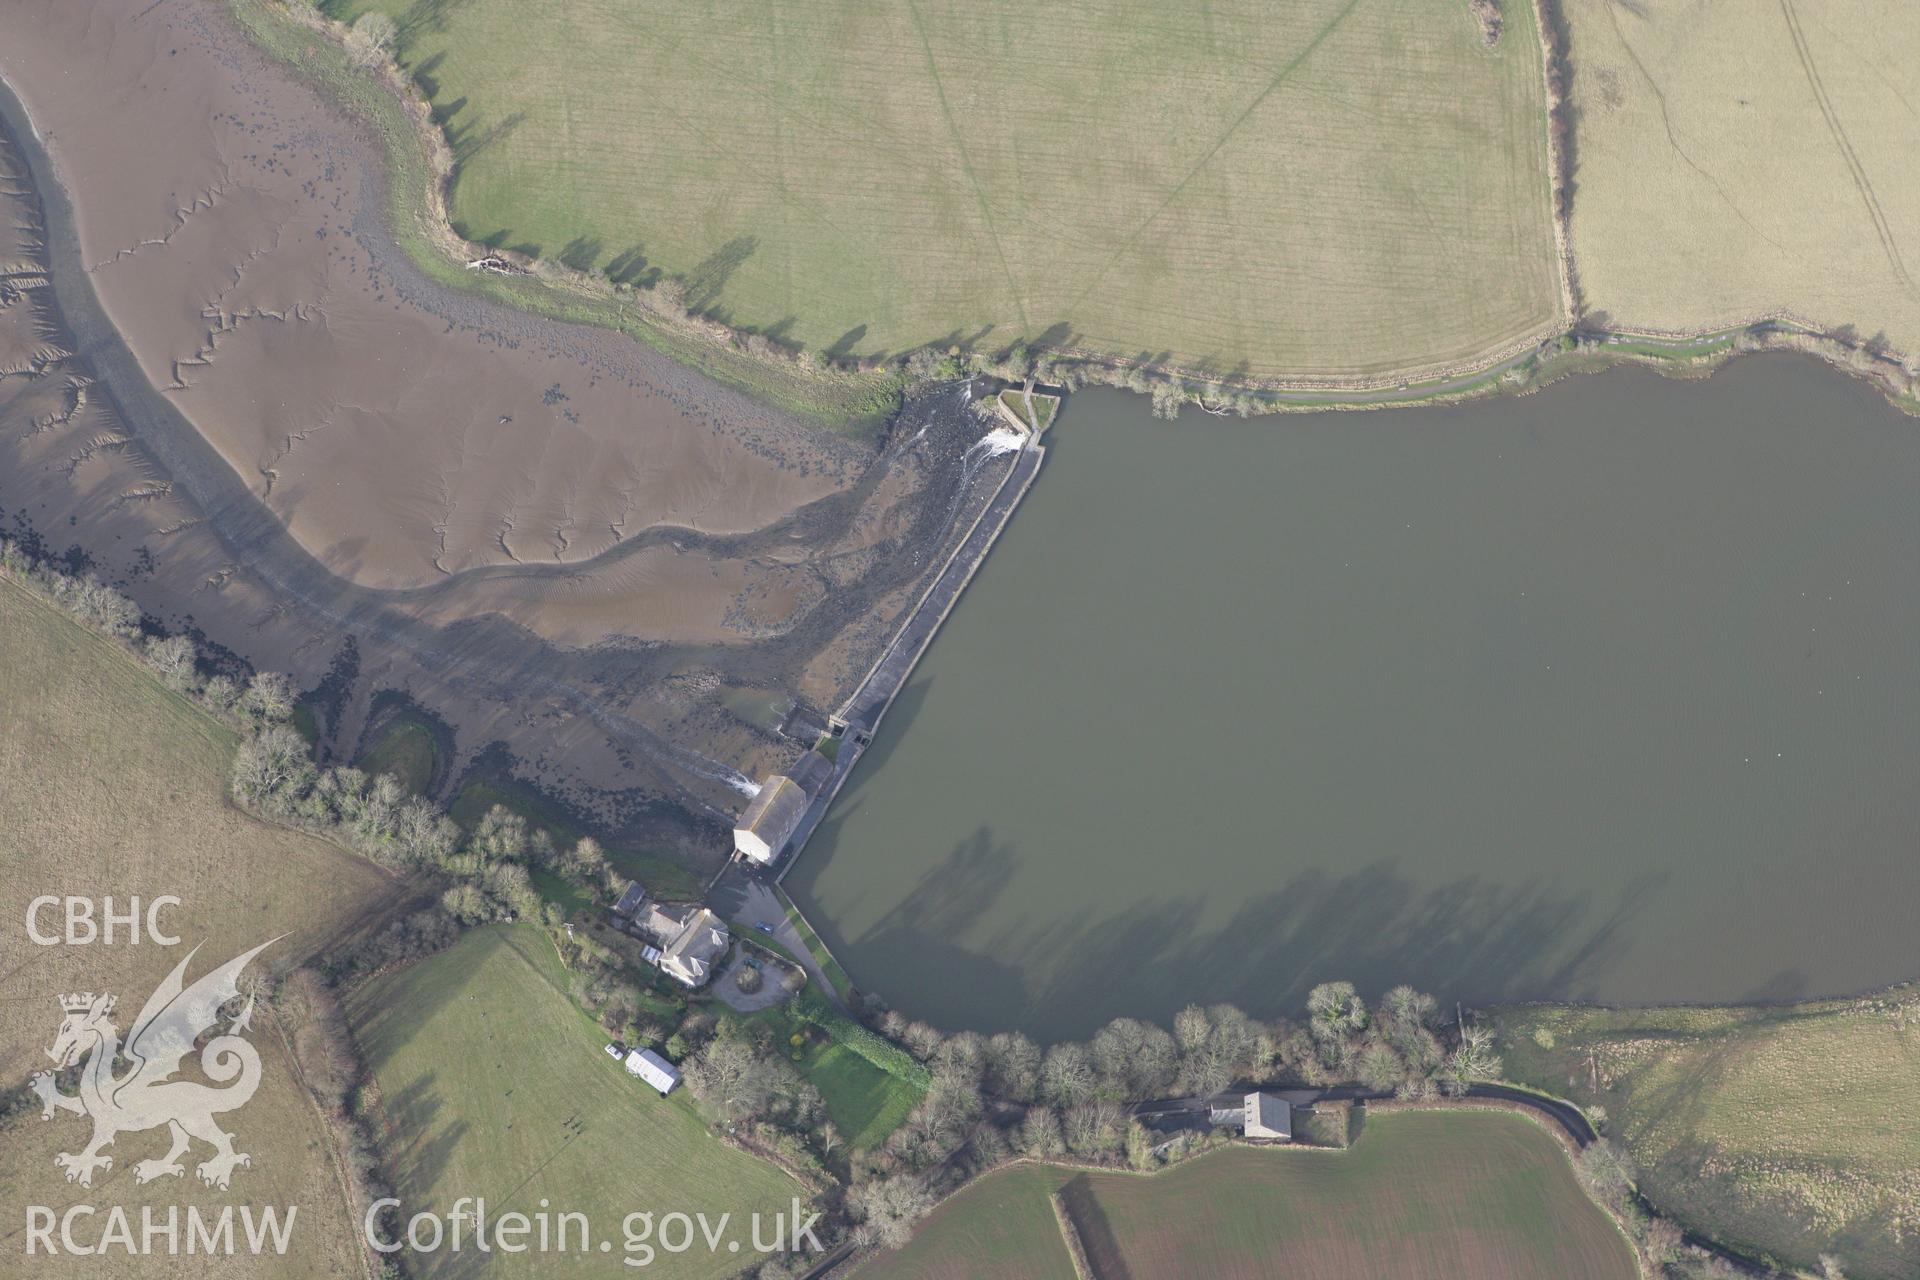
448,111 -> 526,176
558,237 -> 602,273
1058,1175 -> 1134,1280
603,245 -> 658,288
398,0 -> 478,46
411,51 -> 446,98
683,236 -> 758,315
827,324 -> 867,361
429,94 -> 468,130
1029,319 -> 1076,356
380,1074 -> 468,1199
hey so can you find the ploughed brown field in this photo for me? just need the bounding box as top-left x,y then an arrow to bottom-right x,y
0,0 -> 1013,846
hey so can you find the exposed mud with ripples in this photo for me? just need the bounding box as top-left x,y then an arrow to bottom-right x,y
0,0 -> 1011,860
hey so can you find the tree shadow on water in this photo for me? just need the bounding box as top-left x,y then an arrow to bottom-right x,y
845,828 -> 1660,1038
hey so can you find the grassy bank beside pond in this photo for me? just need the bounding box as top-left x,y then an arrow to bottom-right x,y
1498,988 -> 1920,1280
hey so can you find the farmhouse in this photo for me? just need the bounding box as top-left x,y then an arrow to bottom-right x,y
733,774 -> 810,864
630,900 -> 731,988
624,1047 -> 681,1096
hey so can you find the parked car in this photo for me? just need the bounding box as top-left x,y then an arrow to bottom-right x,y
755,922 -> 775,936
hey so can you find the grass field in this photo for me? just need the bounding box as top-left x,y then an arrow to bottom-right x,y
0,1028 -> 368,1280
0,577 -> 387,1277
860,1111 -> 1636,1279
1563,0 -> 1920,356
859,1163 -> 1080,1280
1500,991 -> 1920,1279
0,578 -> 390,1073
733,991 -> 924,1153
356,714 -> 441,796
349,925 -> 803,1278
329,0 -> 1562,381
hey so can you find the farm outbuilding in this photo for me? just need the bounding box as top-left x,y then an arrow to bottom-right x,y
612,881 -> 647,920
1243,1092 -> 1292,1141
625,1048 -> 681,1096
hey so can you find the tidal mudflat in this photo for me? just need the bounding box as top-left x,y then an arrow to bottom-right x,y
791,359 -> 1920,1038
0,0 -> 1012,849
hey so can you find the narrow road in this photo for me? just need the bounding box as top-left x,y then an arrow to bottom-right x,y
707,866 -> 851,1015
765,430 -> 1043,888
1132,1082 -> 1593,1144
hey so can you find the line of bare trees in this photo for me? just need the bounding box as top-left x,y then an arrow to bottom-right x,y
828,981 -> 1504,1256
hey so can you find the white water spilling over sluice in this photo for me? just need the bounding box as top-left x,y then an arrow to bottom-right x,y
677,754 -> 761,797
974,426 -> 1026,457
954,426 -> 1022,494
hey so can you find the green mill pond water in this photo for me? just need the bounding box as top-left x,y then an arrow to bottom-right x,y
787,355 -> 1920,1039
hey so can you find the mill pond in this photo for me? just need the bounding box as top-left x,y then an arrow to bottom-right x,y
789,356 -> 1920,1039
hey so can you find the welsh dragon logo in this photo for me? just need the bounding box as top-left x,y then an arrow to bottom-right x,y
30,938 -> 280,1190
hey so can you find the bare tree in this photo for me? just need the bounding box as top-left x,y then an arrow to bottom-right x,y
1444,1022 -> 1502,1086
1041,1042 -> 1096,1107
231,725 -> 316,808
1307,981 -> 1369,1041
684,1037 -> 780,1120
1642,1216 -> 1684,1268
242,671 -> 297,724
1090,1018 -> 1177,1099
470,804 -> 529,864
143,633 -> 199,692
1063,1099 -> 1125,1157
1016,1106 -> 1066,1157
848,1175 -> 934,1250
984,1031 -> 1041,1102
1574,1140 -> 1636,1212
347,11 -> 399,66
1358,1039 -> 1407,1091
1174,1004 -> 1212,1055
